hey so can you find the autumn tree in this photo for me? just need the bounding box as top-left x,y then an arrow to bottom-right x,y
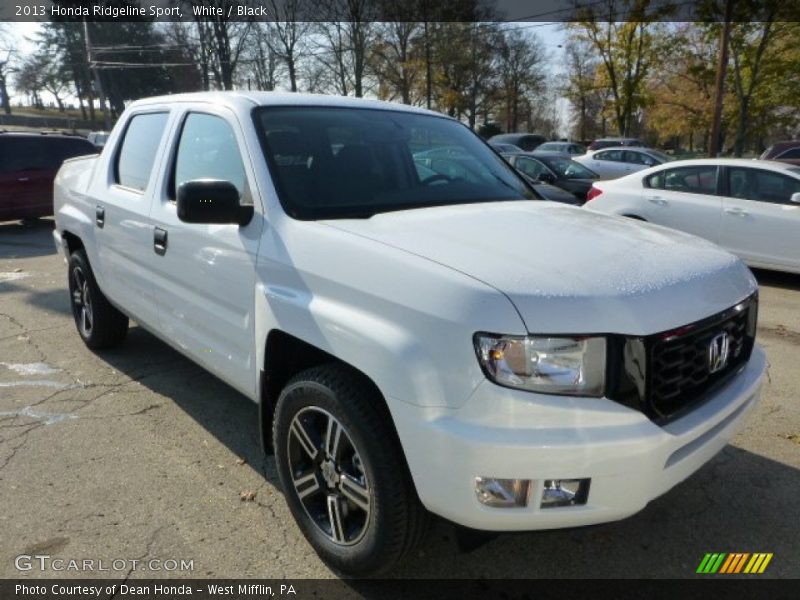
0,24 -> 15,115
647,24 -> 718,150
570,0 -> 670,137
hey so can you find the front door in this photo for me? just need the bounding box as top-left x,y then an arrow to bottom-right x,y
719,166 -> 800,270
148,107 -> 264,397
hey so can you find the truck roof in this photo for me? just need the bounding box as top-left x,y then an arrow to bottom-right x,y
128,91 -> 448,119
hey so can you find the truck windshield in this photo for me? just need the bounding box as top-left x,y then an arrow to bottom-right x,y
253,106 -> 536,219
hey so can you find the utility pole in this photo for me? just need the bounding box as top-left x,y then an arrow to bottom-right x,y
83,19 -> 111,131
709,0 -> 734,157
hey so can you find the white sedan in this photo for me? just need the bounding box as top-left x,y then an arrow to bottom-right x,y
575,147 -> 673,179
585,158 -> 800,274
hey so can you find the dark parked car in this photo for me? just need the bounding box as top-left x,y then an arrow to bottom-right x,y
500,153 -> 581,205
505,152 -> 598,202
760,141 -> 800,166
0,132 -> 97,221
488,133 -> 547,152
587,137 -> 644,151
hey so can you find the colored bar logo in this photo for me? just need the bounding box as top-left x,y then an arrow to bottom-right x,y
697,553 -> 773,574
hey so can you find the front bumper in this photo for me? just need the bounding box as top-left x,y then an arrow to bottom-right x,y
390,345 -> 766,531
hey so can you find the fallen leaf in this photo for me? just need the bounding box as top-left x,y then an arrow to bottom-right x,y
240,490 -> 256,502
236,458 -> 246,466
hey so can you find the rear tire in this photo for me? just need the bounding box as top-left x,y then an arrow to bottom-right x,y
273,364 -> 427,576
68,250 -> 128,349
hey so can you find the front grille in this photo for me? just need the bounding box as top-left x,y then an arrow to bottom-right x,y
608,294 -> 757,423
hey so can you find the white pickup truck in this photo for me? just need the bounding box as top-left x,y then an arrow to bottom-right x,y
53,92 -> 765,575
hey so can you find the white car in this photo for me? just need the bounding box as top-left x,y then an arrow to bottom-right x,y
585,158 -> 800,274
53,92 -> 765,574
575,146 -> 673,179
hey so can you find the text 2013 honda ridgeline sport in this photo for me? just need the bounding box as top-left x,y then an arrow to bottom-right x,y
53,92 -> 765,575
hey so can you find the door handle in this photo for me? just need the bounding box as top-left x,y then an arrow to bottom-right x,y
17,177 -> 29,182
646,196 -> 668,205
724,207 -> 748,217
95,205 -> 105,228
153,227 -> 168,256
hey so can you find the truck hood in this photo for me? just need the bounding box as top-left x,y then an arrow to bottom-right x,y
325,201 -> 757,335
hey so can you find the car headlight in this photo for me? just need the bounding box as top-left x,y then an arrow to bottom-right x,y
474,333 -> 606,396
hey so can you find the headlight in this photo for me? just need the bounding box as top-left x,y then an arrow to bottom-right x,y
474,333 -> 606,396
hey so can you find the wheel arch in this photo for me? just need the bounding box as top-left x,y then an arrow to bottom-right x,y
61,230 -> 85,255
258,330 -> 402,464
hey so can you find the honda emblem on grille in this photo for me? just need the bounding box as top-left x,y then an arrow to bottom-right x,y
708,332 -> 731,373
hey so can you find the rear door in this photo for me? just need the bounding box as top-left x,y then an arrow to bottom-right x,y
0,137 -> 53,219
640,165 -> 723,243
719,166 -> 800,270
89,110 -> 172,330
585,149 -> 629,179
148,106 -> 263,398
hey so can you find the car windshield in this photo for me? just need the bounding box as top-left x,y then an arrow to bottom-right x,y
539,156 -> 597,179
253,106 -> 535,219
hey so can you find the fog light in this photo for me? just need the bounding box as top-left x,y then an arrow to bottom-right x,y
540,479 -> 590,508
475,477 -> 531,508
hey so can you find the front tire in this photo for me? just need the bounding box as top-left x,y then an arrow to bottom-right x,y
68,250 -> 128,349
273,365 -> 427,576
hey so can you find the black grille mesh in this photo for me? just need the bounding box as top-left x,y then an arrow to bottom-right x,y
648,307 -> 752,419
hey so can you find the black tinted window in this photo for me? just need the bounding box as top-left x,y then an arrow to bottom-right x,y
52,138 -> 96,163
728,168 -> 800,204
0,138 -> 50,172
515,157 -> 547,179
777,147 -> 800,159
596,150 -> 623,162
664,166 -> 718,194
173,113 -> 246,197
116,112 -> 169,191
254,107 -> 534,219
645,171 -> 665,189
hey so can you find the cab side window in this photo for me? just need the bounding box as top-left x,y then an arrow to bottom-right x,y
663,166 -> 718,194
173,113 -> 246,198
728,167 -> 800,204
595,150 -> 623,162
115,112 -> 169,192
645,171 -> 665,189
515,157 -> 547,179
626,151 -> 657,166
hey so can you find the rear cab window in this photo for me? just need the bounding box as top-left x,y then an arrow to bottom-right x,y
115,112 -> 170,192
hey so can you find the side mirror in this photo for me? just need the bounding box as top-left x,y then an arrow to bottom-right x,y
176,180 -> 253,226
538,172 -> 556,184
791,192 -> 800,204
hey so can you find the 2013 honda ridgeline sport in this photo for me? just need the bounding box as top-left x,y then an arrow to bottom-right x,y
53,92 -> 765,575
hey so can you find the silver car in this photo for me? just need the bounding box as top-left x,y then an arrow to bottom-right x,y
575,146 -> 673,179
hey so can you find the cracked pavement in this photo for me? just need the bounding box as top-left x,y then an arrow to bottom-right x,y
0,219 -> 798,579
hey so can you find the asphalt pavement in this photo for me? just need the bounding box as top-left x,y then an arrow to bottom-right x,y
1,218 -> 798,579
